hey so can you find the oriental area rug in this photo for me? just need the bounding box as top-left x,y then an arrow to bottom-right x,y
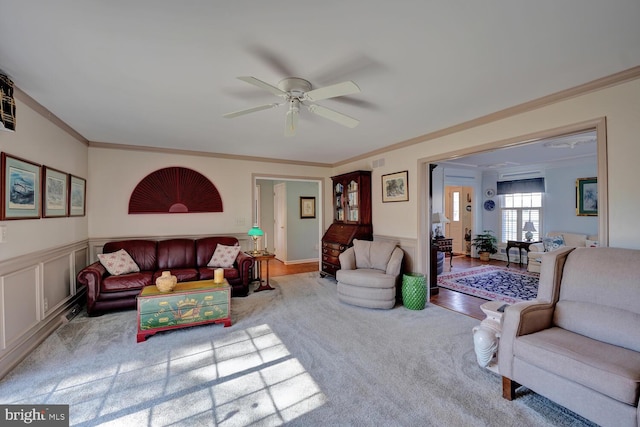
437,266 -> 540,304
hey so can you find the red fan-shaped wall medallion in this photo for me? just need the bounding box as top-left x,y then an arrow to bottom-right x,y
128,167 -> 223,214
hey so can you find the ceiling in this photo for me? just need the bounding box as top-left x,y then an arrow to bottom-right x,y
0,1 -> 639,165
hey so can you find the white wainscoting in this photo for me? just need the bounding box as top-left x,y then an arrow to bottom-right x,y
0,241 -> 89,379
374,235 -> 417,274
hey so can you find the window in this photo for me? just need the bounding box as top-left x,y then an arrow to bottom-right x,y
500,193 -> 542,242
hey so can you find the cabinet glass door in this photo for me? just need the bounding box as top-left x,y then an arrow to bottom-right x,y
346,180 -> 359,222
334,183 -> 344,221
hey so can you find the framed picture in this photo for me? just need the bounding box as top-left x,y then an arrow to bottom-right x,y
42,166 -> 68,217
69,174 -> 86,217
1,153 -> 41,220
381,170 -> 409,203
576,177 -> 597,216
300,196 -> 316,219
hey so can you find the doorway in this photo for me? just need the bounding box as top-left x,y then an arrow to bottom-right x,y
444,186 -> 474,255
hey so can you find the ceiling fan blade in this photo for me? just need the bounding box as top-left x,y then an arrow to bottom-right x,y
237,76 -> 287,97
223,103 -> 279,119
304,81 -> 361,102
284,109 -> 298,137
307,104 -> 359,128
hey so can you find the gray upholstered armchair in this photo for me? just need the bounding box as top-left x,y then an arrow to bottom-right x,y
499,246 -> 640,427
336,239 -> 404,309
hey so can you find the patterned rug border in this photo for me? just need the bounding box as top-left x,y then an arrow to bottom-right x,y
437,266 -> 540,304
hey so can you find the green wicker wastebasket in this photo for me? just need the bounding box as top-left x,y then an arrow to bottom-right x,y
402,273 -> 427,310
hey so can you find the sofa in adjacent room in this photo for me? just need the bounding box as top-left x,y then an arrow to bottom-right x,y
77,236 -> 253,316
527,231 -> 599,273
500,246 -> 640,427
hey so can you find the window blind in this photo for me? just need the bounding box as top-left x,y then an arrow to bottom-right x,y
497,178 -> 545,195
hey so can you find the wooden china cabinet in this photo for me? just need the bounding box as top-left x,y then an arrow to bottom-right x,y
320,170 -> 373,277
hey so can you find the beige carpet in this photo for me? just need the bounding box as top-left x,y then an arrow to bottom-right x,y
0,272 -> 595,426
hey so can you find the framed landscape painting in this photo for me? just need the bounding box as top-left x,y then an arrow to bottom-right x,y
576,177 -> 597,216
381,170 -> 409,202
1,152 -> 41,220
43,166 -> 68,217
69,174 -> 86,217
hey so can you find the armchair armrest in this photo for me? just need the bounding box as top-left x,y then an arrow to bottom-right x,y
338,247 -> 356,270
498,300 -> 555,378
77,261 -> 108,315
528,242 -> 545,253
385,247 -> 404,277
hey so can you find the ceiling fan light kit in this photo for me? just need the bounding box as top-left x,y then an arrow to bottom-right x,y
224,76 -> 361,136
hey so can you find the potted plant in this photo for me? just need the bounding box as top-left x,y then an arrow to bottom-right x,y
472,230 -> 498,261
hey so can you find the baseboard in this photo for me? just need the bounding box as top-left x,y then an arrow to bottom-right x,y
0,291 -> 85,380
283,258 -> 319,265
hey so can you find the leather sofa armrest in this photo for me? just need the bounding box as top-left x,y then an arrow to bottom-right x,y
77,261 -> 108,315
339,247 -> 356,270
235,251 -> 254,287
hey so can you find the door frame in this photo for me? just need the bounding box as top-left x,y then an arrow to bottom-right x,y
252,173 -> 325,267
417,117 -> 608,292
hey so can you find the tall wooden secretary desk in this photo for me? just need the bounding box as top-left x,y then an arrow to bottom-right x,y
321,170 -> 373,277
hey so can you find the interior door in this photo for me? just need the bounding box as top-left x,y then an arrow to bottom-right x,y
445,186 -> 474,254
273,183 -> 287,261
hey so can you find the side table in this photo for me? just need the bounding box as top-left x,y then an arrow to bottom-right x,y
433,238 -> 453,268
506,240 -> 540,267
247,251 -> 277,292
472,300 -> 507,373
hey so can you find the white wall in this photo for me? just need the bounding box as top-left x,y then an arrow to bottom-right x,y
0,95 -> 88,260
88,147 -> 330,238
336,78 -> 640,251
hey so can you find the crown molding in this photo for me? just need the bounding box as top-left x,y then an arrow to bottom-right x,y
333,65 -> 640,167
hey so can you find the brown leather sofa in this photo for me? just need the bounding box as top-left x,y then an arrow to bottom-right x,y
77,236 -> 253,316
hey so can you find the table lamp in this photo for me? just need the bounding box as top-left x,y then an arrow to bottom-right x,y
432,212 -> 450,239
523,221 -> 536,242
248,225 -> 264,254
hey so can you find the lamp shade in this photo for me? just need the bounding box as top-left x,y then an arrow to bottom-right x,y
432,212 -> 450,224
523,221 -> 536,232
248,225 -> 264,237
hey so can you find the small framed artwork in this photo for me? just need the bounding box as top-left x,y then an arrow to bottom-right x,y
1,153 -> 41,220
576,177 -> 597,216
42,166 -> 68,217
300,196 -> 316,219
68,174 -> 86,217
381,170 -> 409,203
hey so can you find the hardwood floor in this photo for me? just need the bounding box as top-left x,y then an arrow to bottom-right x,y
266,255 -> 528,321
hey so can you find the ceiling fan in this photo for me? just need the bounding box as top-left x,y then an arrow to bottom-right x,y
223,76 -> 361,136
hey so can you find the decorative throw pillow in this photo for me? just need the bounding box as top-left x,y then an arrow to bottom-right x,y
207,244 -> 241,268
585,239 -> 600,248
543,235 -> 565,252
97,249 -> 140,276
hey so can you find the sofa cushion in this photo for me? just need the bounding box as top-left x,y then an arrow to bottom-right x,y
543,235 -> 565,252
97,249 -> 140,276
102,271 -> 154,292
157,239 -> 196,270
153,269 -> 199,283
336,268 -> 396,289
352,239 -> 397,271
103,240 -> 157,271
198,267 -> 239,281
207,244 -> 241,268
515,327 -> 640,405
195,236 -> 240,267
